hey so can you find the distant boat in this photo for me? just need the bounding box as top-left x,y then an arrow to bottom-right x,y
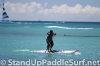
0,0 -> 9,22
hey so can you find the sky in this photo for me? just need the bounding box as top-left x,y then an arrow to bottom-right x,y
0,0 -> 100,22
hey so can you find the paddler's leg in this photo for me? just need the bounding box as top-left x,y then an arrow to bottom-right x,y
46,39 -> 51,53
47,44 -> 51,53
50,40 -> 54,52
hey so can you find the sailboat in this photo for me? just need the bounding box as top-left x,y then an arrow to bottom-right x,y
0,0 -> 9,22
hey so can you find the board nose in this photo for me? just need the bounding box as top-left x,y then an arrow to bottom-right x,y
74,50 -> 79,52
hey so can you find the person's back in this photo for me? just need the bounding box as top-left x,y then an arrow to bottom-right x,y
47,31 -> 54,41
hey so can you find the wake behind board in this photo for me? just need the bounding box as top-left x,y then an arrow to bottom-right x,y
31,50 -> 79,54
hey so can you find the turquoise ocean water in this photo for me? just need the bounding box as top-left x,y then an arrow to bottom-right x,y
0,21 -> 100,66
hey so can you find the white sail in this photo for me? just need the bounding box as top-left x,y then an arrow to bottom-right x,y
1,0 -> 9,21
3,8 -> 9,18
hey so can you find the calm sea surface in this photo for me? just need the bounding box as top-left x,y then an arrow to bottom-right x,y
0,21 -> 100,66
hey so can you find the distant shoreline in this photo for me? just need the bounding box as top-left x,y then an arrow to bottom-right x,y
0,20 -> 100,23
11,20 -> 100,23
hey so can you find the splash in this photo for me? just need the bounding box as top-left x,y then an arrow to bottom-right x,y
74,52 -> 81,55
14,49 -> 31,52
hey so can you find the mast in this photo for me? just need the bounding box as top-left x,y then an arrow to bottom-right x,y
2,0 -> 4,21
2,0 -> 9,21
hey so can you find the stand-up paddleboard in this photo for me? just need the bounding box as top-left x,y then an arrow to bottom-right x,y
31,50 -> 79,54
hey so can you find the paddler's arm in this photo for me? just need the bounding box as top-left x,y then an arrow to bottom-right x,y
53,33 -> 56,35
47,32 -> 50,35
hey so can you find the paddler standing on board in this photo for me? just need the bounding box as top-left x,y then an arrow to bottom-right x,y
46,30 -> 56,53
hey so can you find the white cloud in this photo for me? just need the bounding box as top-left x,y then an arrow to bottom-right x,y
0,2 -> 100,21
83,5 -> 100,15
38,4 -> 100,15
4,2 -> 43,13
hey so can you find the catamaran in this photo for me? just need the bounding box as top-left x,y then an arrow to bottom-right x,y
0,0 -> 9,22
